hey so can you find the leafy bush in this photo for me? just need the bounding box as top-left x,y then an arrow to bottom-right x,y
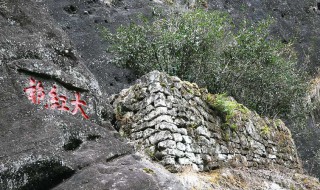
104,9 -> 309,125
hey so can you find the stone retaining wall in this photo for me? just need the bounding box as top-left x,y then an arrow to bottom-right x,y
109,71 -> 301,172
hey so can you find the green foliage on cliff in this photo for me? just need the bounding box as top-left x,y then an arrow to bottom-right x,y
104,9 -> 309,126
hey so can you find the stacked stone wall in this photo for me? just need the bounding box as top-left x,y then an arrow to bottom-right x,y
110,71 -> 301,172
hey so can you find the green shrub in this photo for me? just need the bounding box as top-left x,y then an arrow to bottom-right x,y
103,9 -> 309,126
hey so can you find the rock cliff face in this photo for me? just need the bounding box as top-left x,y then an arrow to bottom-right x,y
110,71 -> 301,172
0,1 -> 184,189
0,0 -> 320,189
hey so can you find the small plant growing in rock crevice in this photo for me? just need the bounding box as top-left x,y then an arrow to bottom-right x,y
143,168 -> 155,174
260,125 -> 270,135
230,124 -> 238,131
144,147 -> 156,160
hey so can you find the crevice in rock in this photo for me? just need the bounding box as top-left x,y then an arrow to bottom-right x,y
63,137 -> 83,151
105,152 -> 128,163
111,115 -> 118,127
54,48 -> 77,61
63,5 -> 78,14
86,0 -> 99,4
17,68 -> 89,93
87,134 -> 101,141
0,160 -> 75,190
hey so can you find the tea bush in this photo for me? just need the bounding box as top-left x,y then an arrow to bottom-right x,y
104,9 -> 309,125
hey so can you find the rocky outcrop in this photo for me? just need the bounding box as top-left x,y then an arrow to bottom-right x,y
110,71 -> 301,172
0,1 -> 184,189
0,0 -> 320,189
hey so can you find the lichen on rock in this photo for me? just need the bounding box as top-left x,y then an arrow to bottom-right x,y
110,70 -> 302,172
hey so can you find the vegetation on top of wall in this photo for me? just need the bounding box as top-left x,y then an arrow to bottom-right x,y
206,93 -> 249,122
103,9 -> 310,128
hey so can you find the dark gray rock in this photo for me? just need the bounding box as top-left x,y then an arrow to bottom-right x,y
0,1 -> 185,189
53,155 -> 184,190
40,0 -> 156,95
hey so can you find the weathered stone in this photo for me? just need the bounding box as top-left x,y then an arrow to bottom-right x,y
268,154 -> 277,159
195,126 -> 211,139
162,156 -> 176,166
215,144 -> 221,154
227,154 -> 234,160
211,132 -> 222,139
177,128 -> 188,136
182,135 -> 192,144
239,134 -> 249,147
218,154 -> 227,161
143,95 -> 156,108
185,144 -> 193,152
149,131 -> 173,144
173,133 -> 183,142
246,120 -> 261,141
156,122 -> 179,133
177,142 -> 186,151
220,145 -> 229,154
201,146 -> 215,155
178,158 -> 192,165
191,144 -> 202,154
167,108 -> 177,116
136,105 -> 155,118
143,107 -> 168,121
172,88 -> 182,98
148,82 -> 163,93
162,149 -> 185,157
231,133 -> 241,144
171,77 -> 181,83
131,131 -> 144,140
143,128 -> 156,139
154,93 -> 166,106
253,142 -> 266,156
185,152 -> 196,162
197,136 -> 211,146
147,115 -> 174,127
148,71 -> 161,83
183,93 -> 194,100
158,140 -> 177,149
210,138 -> 216,145
203,154 -> 212,162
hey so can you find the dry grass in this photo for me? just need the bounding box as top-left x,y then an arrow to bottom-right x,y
176,167 -> 320,190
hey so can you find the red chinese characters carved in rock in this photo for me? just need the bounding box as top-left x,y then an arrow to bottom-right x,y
23,78 -> 45,104
71,92 -> 89,119
45,85 -> 70,112
24,77 -> 89,119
